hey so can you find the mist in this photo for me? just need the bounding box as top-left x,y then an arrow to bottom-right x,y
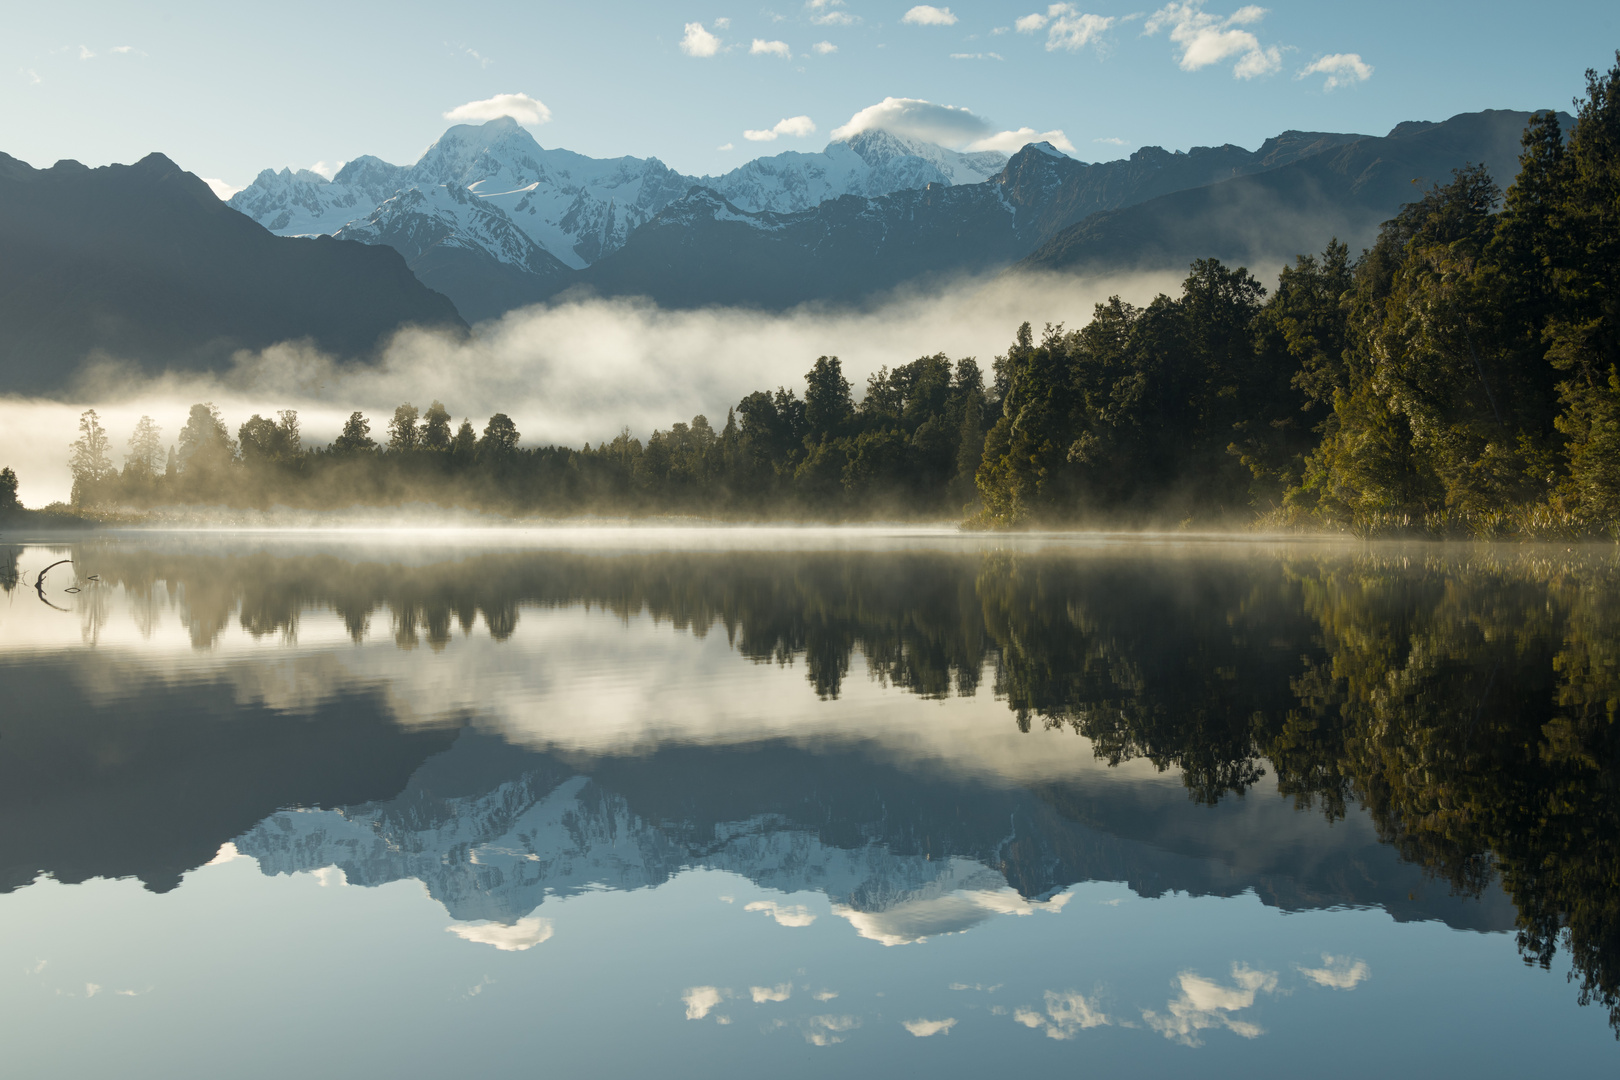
0,269 -> 1188,506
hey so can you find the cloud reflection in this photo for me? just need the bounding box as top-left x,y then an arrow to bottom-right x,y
446,916 -> 555,951
1299,954 -> 1370,990
1141,963 -> 1278,1045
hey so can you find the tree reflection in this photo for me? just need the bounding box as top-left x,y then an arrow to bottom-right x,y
51,540 -> 1620,1034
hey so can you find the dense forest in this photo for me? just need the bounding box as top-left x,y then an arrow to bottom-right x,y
4,56 -> 1616,535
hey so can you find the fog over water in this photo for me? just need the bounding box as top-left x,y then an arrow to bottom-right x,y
0,270 -> 1189,506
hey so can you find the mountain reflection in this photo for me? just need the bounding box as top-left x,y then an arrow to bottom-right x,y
3,539 -> 1618,1031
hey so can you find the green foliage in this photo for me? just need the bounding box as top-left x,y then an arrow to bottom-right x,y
0,466 -> 18,512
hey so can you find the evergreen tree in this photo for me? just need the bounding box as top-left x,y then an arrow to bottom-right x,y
388,403 -> 421,451
332,411 -> 376,454
421,401 -> 452,451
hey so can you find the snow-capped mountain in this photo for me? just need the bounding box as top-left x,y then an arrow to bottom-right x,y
227,155 -> 408,236
701,129 -> 1007,214
229,118 -> 1010,269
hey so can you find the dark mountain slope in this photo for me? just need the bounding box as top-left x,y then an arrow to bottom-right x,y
568,130 -> 1372,309
0,152 -> 466,395
1019,109 -> 1561,275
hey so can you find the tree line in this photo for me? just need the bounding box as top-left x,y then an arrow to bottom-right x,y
9,56 -> 1617,533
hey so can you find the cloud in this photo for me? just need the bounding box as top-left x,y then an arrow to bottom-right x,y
743,115 -> 816,141
22,68 -> 42,85
1141,963 -> 1278,1046
717,142 -> 734,150
903,6 -> 958,26
808,2 -> 858,25
446,916 -> 555,951
750,38 -> 792,58
744,899 -> 818,926
201,178 -> 244,200
680,22 -> 723,57
1014,989 -> 1111,1039
813,41 -> 838,54
1094,136 -> 1126,145
683,985 -> 728,1019
714,17 -> 732,29
835,888 -> 1070,945
750,983 -> 792,1003
803,1015 -> 860,1045
950,52 -> 1005,61
78,45 -> 95,60
1298,954 -> 1370,989
1144,2 -> 1281,78
443,92 -> 552,126
832,96 -> 991,145
814,989 -> 839,1001
1298,52 -> 1372,90
966,127 -> 1075,154
111,45 -> 137,55
1018,5 -> 1114,52
0,269 -> 1189,507
904,1017 -> 958,1036
307,160 -> 346,181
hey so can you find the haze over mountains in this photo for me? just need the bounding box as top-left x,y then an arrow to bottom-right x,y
0,105 -> 1568,393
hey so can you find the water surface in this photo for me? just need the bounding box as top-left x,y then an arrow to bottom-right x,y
2,530 -> 1616,1076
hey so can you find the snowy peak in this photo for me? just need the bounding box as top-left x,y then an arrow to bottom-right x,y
702,128 -> 1007,214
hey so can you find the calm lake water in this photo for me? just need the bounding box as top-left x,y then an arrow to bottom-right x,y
3,529 -> 1617,1077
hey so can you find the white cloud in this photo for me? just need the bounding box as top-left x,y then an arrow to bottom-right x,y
951,52 -> 1005,60
814,989 -> 839,1000
78,45 -> 95,60
1094,136 -> 1126,145
111,45 -> 136,54
1048,11 -> 1114,51
966,127 -> 1075,154
803,1015 -> 860,1045
307,160 -> 345,181
680,22 -> 723,57
809,2 -> 858,25
1298,954 -> 1370,989
751,983 -> 792,1003
1014,989 -> 1111,1039
743,115 -> 816,141
446,916 -> 555,951
904,1017 -> 958,1036
744,899 -> 818,925
813,41 -> 839,54
1018,5 -> 1113,52
751,38 -> 792,58
903,5 -> 958,26
1298,52 -> 1372,91
1141,963 -> 1278,1046
714,17 -> 732,29
683,985 -> 728,1019
1145,2 -> 1281,78
443,92 -> 552,126
22,68 -> 42,85
717,141 -> 734,150
832,96 -> 991,146
202,178 -> 244,200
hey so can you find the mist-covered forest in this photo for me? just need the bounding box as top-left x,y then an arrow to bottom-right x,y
5,56 -> 1616,536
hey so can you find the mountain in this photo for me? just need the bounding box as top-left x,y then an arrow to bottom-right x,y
227,120 -> 1010,319
571,129 -> 1369,308
1018,109 -> 1565,276
0,152 -> 465,394
235,730 -> 1514,934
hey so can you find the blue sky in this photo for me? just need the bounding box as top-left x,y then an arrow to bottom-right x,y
2,1 -> 1616,188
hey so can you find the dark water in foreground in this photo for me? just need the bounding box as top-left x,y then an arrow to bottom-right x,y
2,530 -> 1617,1077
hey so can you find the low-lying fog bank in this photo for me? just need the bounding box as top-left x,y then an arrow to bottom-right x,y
0,269 -> 1184,506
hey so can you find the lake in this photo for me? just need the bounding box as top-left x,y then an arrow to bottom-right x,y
2,529 -> 1616,1077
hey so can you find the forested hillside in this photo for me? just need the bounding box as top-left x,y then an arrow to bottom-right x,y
19,56 -> 1620,537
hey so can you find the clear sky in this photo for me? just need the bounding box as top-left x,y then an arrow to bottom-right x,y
2,2 -> 1616,188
